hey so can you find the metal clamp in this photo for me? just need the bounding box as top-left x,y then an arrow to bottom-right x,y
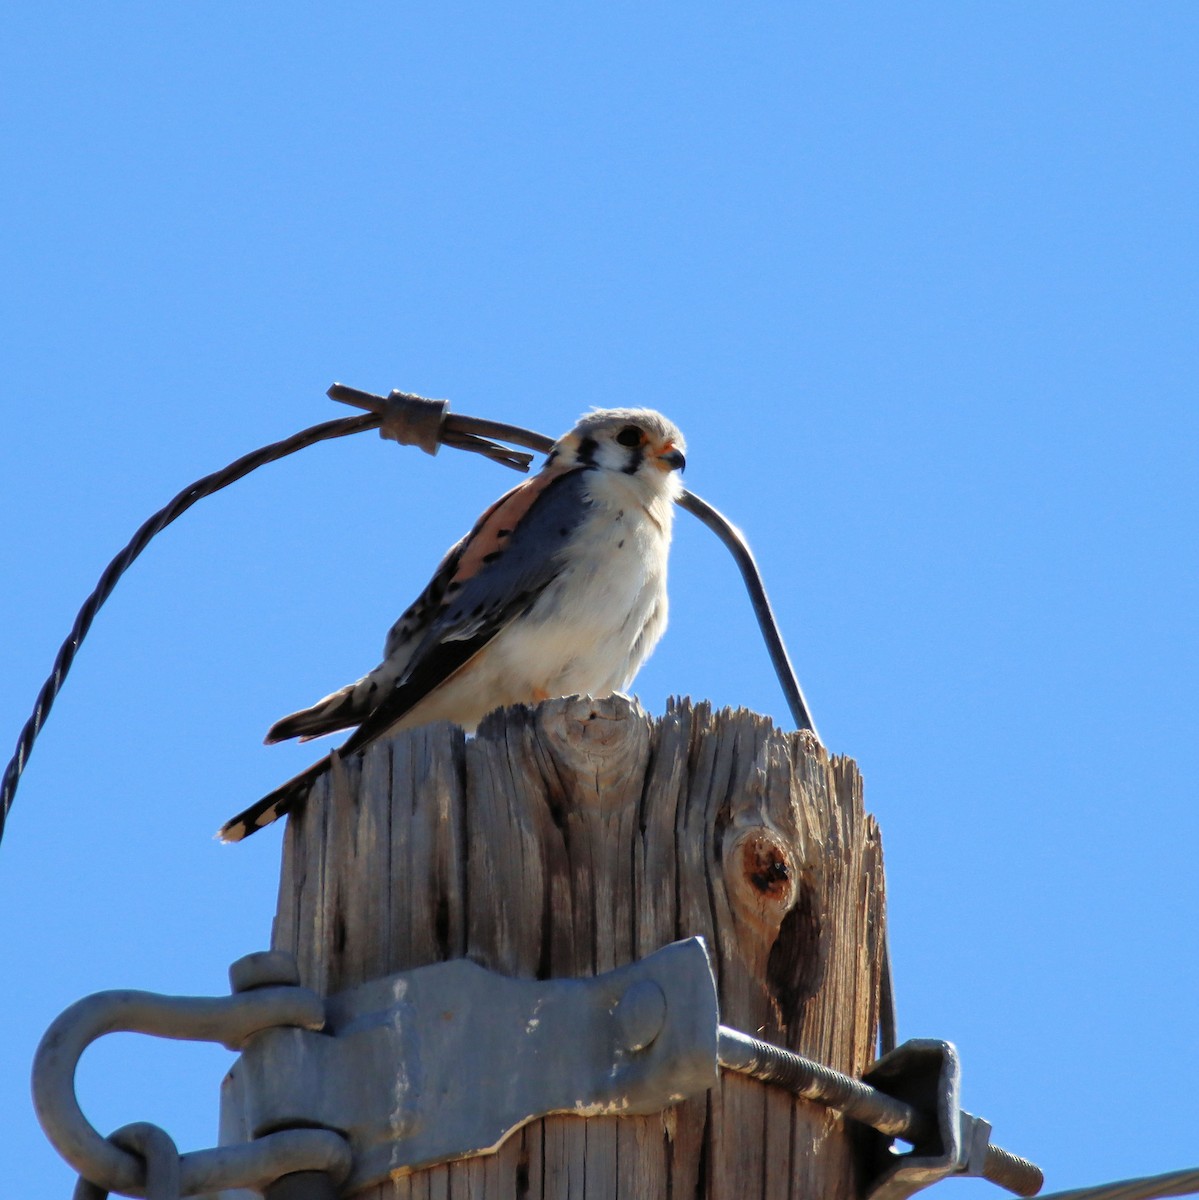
715,1031 -> 1041,1197
220,939 -> 719,1192
34,940 -> 719,1198
35,939 -> 1041,1198
854,1039 -> 1040,1199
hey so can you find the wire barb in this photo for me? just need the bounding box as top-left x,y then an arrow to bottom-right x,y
378,391 -> 448,455
327,384 -> 538,471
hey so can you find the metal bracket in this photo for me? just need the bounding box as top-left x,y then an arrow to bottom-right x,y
858,1039 -> 995,1200
35,939 -> 718,1198
35,941 -> 1040,1199
220,939 -> 719,1193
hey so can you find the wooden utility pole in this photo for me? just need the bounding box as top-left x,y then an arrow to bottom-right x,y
269,694 -> 888,1199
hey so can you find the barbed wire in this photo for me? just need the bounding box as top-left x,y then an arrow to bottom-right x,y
1,411 -> 377,846
1,386 -> 821,850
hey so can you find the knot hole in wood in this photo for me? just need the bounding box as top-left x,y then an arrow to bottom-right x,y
533,693 -> 652,817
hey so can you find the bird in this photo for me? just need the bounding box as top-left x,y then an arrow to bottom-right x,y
219,407 -> 687,841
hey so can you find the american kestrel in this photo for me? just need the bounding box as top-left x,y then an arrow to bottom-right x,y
219,407 -> 686,841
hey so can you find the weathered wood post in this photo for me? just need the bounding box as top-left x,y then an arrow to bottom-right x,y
269,693 -> 887,1199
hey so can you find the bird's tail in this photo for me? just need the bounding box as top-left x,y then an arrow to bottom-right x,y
265,682 -> 365,744
217,755 -> 333,842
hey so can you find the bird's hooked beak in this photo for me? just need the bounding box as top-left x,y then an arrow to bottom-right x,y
655,443 -> 686,473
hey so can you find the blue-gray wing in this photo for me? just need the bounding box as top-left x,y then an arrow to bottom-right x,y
226,466 -> 594,841
341,466 -> 592,751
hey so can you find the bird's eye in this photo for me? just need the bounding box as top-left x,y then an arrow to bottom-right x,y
616,425 -> 642,448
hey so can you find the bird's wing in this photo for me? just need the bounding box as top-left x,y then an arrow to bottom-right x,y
380,460 -> 576,658
221,465 -> 594,840
263,463 -> 586,745
340,464 -> 591,752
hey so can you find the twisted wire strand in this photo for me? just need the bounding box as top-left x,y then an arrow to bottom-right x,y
0,413 -> 380,844
1039,1168 -> 1199,1200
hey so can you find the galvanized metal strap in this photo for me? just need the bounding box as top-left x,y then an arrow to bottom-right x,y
34,940 -> 1188,1200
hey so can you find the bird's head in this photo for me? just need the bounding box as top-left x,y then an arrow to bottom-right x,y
549,408 -> 687,497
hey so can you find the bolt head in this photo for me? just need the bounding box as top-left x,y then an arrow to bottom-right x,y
615,980 -> 667,1052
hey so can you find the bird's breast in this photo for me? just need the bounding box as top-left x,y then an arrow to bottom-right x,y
397,478 -> 675,733
494,495 -> 672,694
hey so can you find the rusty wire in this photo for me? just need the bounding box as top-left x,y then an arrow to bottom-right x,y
1,386 -> 820,849
1,411 -> 375,847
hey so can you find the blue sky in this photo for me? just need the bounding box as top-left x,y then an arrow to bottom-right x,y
2,5 -> 1196,1196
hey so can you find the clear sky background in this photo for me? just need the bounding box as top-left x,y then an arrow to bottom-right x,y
2,5 -> 1196,1197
